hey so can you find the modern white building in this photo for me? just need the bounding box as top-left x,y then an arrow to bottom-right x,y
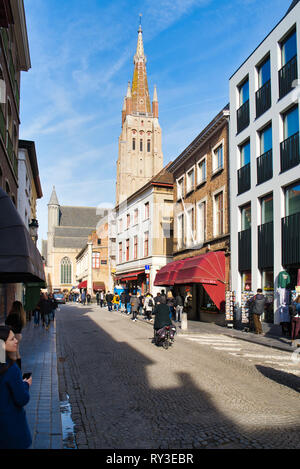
229,0 -> 300,325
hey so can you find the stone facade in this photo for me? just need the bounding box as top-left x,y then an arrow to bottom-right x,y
169,105 -> 230,324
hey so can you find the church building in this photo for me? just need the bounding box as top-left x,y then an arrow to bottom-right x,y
116,24 -> 163,205
43,187 -> 108,292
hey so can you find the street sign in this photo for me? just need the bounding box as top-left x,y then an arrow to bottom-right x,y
145,265 -> 150,272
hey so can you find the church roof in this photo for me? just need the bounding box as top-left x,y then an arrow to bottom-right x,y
59,206 -> 107,228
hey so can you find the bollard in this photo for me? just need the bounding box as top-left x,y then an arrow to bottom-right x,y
181,312 -> 188,330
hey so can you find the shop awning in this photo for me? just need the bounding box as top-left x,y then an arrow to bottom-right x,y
174,251 -> 226,311
154,260 -> 186,286
0,188 -> 46,283
77,280 -> 87,289
116,270 -> 145,282
93,282 -> 105,291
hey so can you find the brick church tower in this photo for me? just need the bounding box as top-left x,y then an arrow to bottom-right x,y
116,23 -> 163,205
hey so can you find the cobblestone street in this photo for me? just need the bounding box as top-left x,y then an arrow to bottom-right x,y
56,303 -> 300,449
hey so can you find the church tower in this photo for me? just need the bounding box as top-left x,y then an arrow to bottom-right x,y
116,23 -> 163,205
47,186 -> 60,269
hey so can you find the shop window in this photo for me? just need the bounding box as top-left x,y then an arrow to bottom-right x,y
242,272 -> 252,291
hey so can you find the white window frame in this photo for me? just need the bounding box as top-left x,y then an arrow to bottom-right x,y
177,211 -> 185,250
186,165 -> 195,194
176,176 -> 184,201
197,155 -> 207,186
212,187 -> 225,237
186,205 -> 195,247
212,139 -> 224,175
196,197 -> 207,244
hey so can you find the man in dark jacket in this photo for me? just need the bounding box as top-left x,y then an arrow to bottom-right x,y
130,293 -> 139,322
248,288 -> 266,334
106,292 -> 113,311
153,303 -> 172,331
160,290 -> 167,304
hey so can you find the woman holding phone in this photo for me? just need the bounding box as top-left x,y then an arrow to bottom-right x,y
0,326 -> 32,449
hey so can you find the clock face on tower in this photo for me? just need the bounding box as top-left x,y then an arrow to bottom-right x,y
140,98 -> 144,104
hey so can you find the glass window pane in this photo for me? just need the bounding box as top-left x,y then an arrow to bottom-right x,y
282,31 -> 297,65
239,80 -> 249,105
261,194 -> 273,224
240,141 -> 250,166
260,125 -> 272,154
241,205 -> 251,230
284,106 -> 299,139
259,58 -> 270,87
285,182 -> 300,216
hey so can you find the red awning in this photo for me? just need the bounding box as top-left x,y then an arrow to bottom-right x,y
154,259 -> 186,286
78,280 -> 87,289
174,251 -> 226,311
116,270 -> 145,283
93,282 -> 105,291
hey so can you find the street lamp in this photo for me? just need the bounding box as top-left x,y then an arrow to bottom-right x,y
29,218 -> 39,244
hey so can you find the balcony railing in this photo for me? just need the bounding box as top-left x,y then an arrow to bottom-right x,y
256,80 -> 271,118
282,212 -> 300,266
258,221 -> 274,270
237,162 -> 251,195
279,55 -> 298,99
257,149 -> 273,185
238,228 -> 251,272
237,99 -> 250,134
280,131 -> 299,173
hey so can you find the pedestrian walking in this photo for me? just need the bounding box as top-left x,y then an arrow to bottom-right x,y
130,292 -> 139,322
175,292 -> 184,323
0,326 -> 32,449
124,291 -> 131,314
184,289 -> 193,317
81,291 -> 86,305
120,291 -> 126,312
100,291 -> 104,308
5,301 -> 26,370
106,292 -> 113,311
248,288 -> 266,335
112,293 -> 120,311
138,294 -> 144,316
166,291 -> 175,320
33,307 -> 40,327
87,293 -> 91,304
160,290 -> 167,304
143,292 -> 154,321
96,291 -> 100,305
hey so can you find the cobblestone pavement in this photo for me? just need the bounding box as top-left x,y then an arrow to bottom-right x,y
56,303 -> 300,449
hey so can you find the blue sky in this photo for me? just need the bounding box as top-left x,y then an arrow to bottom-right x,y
19,0 -> 290,247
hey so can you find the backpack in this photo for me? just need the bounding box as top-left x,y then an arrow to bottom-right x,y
148,298 -> 153,307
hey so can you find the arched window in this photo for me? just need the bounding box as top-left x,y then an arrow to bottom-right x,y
60,257 -> 72,284
147,139 -> 151,152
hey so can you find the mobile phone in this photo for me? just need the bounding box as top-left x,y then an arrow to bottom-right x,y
22,372 -> 32,380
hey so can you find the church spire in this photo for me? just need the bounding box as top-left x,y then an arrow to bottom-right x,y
131,18 -> 151,114
48,186 -> 59,206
